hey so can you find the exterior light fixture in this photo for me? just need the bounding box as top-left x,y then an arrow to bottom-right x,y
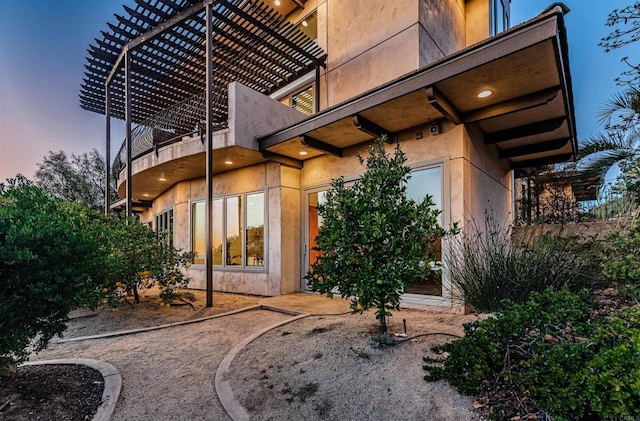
224,160 -> 233,165
302,20 -> 308,27
299,151 -> 308,156
477,90 -> 493,98
158,177 -> 167,181
274,0 -> 281,5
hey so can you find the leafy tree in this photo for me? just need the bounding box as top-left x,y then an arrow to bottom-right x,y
34,149 -> 116,211
0,176 -> 106,372
100,214 -> 194,307
600,1 -> 640,87
305,138 -> 453,335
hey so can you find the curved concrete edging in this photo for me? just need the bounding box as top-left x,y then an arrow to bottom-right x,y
20,358 -> 121,421
215,313 -> 311,421
54,305 -> 264,343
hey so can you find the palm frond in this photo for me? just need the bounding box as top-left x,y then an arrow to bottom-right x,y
576,132 -> 634,160
598,88 -> 640,129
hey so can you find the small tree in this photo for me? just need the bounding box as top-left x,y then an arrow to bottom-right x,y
306,138 -> 452,335
100,214 -> 194,307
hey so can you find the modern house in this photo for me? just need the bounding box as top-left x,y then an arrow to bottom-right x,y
80,0 -> 577,310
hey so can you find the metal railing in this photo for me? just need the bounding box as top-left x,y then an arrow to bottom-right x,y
112,89 -> 229,180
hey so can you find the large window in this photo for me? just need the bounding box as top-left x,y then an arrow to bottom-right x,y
490,0 -> 510,36
404,166 -> 443,296
155,208 -> 174,247
191,193 -> 265,269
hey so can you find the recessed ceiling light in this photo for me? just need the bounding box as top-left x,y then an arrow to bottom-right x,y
299,151 -> 308,156
224,160 -> 233,165
274,0 -> 281,5
158,177 -> 166,181
142,193 -> 150,197
302,20 -> 308,27
477,90 -> 493,98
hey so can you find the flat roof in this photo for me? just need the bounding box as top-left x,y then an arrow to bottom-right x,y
258,5 -> 578,170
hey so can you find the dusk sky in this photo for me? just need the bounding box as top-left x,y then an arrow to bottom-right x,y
0,0 -> 635,183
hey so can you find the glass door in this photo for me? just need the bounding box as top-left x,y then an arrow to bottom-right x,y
302,189 -> 327,290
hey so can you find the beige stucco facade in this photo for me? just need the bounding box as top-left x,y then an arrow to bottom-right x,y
110,0 -> 577,310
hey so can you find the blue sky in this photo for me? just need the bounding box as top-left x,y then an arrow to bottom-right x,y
0,0 -> 635,182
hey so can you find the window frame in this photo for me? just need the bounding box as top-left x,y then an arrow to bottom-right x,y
490,0 -> 510,36
402,159 -> 452,307
154,207 -> 174,248
188,191 -> 268,272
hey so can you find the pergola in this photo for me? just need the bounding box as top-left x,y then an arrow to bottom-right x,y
80,0 -> 326,306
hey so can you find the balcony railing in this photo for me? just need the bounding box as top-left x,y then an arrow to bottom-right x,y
112,89 -> 228,179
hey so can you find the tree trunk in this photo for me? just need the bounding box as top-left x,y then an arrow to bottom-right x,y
378,313 -> 387,335
133,286 -> 140,304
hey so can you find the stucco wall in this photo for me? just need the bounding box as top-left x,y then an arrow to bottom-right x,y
461,124 -> 512,231
141,161 -> 303,297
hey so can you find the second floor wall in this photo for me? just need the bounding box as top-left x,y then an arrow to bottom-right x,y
282,0 -> 509,109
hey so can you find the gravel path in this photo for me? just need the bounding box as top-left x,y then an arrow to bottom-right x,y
31,309 -> 291,421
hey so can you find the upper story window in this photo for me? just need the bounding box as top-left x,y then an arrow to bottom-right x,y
491,0 -> 510,36
274,12 -> 317,115
279,85 -> 314,115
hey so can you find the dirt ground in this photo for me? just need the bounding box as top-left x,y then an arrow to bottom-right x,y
27,291 -> 484,420
228,309 -> 483,421
61,289 -> 261,339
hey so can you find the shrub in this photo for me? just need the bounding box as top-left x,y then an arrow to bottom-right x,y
424,288 -> 640,420
0,177 -> 106,369
445,212 -> 605,312
603,220 -> 640,302
100,213 -> 194,308
305,138 -> 455,334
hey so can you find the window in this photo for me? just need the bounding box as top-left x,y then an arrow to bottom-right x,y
404,166 -> 443,296
222,193 -> 265,268
226,196 -> 242,265
279,85 -> 314,115
191,193 -> 265,268
246,192 -> 265,266
191,202 -> 205,265
155,208 -> 174,247
490,0 -> 510,36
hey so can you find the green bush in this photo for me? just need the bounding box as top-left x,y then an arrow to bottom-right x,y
603,221 -> 640,302
446,212 -> 605,312
100,214 -> 194,307
424,288 -> 640,420
0,177 -> 106,368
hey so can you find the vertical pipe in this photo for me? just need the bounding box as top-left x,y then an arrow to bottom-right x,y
125,51 -> 133,217
205,3 -> 214,307
105,84 -> 111,215
314,62 -> 321,113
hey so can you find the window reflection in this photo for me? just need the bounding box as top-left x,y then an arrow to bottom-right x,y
226,196 -> 242,265
213,199 -> 223,266
246,193 -> 265,266
192,202 -> 205,265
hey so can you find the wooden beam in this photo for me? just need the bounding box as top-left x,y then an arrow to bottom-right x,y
510,153 -> 573,170
261,151 -> 303,169
352,114 -> 392,142
300,135 -> 342,157
464,86 -> 560,123
485,117 -> 566,144
290,0 -> 305,8
499,138 -> 570,159
426,86 -> 462,124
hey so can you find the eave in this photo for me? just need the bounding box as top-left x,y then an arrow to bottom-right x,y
258,5 -> 578,171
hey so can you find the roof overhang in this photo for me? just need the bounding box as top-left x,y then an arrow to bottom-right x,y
258,5 -> 578,170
